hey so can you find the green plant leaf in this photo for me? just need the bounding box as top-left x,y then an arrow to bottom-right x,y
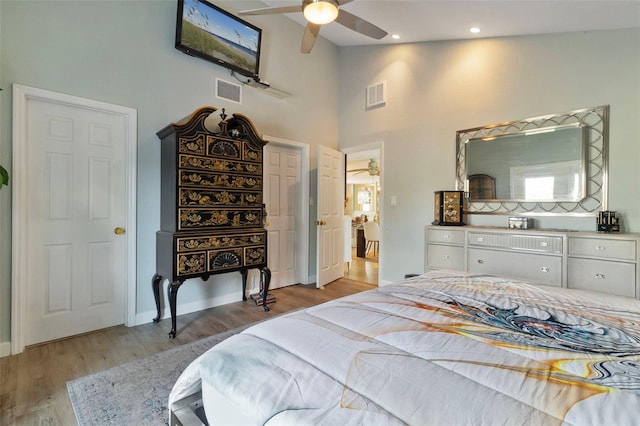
0,165 -> 9,188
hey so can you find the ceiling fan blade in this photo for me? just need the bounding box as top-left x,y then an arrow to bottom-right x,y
347,168 -> 369,175
337,0 -> 355,6
335,9 -> 388,40
301,23 -> 321,54
239,5 -> 302,16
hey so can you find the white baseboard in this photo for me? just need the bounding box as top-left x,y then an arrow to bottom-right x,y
134,292 -> 244,326
0,294 -> 248,355
0,341 -> 11,358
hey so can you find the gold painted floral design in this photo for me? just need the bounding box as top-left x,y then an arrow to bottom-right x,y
179,155 -> 262,175
179,209 -> 263,229
177,253 -> 206,274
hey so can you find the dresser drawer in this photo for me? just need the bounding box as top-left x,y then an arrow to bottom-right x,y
171,231 -> 267,278
176,243 -> 266,276
177,232 -> 266,252
179,154 -> 263,175
468,232 -> 563,254
427,244 -> 464,271
179,169 -> 263,191
427,228 -> 465,245
179,188 -> 262,207
568,258 -> 636,297
468,248 -> 562,286
568,237 -> 636,261
178,207 -> 264,230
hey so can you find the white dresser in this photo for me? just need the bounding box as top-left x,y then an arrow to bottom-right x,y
567,234 -> 637,298
425,225 -> 640,299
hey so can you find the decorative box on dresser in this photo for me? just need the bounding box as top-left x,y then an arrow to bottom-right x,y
153,107 -> 271,338
426,225 -> 640,299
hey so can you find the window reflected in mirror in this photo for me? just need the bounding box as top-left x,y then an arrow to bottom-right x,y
465,124 -> 586,202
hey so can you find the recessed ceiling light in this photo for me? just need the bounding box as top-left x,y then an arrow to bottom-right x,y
470,27 -> 481,34
391,34 -> 400,40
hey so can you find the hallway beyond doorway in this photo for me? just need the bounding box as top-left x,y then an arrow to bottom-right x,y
344,247 -> 378,285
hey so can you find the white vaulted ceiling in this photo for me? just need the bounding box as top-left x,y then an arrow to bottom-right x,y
258,0 -> 640,47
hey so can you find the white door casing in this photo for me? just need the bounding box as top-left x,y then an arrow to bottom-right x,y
11,84 -> 137,354
264,144 -> 301,289
316,145 -> 345,288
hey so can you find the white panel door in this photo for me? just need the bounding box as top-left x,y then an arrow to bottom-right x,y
24,99 -> 127,345
316,145 -> 344,288
264,144 -> 301,289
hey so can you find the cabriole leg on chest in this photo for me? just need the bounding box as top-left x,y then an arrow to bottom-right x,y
261,267 -> 271,312
168,280 -> 184,339
152,274 -> 163,323
239,269 -> 248,301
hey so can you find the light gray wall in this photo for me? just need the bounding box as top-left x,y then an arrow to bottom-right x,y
338,29 -> 640,283
0,0 -> 338,344
1,1 -> 638,347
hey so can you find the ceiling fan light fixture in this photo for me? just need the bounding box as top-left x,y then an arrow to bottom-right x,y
303,0 -> 339,25
368,159 -> 380,176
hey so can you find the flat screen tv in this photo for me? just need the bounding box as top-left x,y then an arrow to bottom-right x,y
176,0 -> 262,79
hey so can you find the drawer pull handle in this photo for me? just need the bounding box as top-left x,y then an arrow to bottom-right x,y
540,242 -> 548,247
477,259 -> 484,264
540,266 -> 549,273
443,234 -> 450,239
442,255 -> 449,259
596,273 -> 605,279
596,245 -> 605,251
477,237 -> 484,242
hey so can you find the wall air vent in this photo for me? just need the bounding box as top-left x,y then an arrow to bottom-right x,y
216,78 -> 242,104
366,81 -> 386,109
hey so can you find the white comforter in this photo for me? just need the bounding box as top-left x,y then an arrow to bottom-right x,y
170,270 -> 640,425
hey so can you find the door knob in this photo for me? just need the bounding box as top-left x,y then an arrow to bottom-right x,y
114,227 -> 126,235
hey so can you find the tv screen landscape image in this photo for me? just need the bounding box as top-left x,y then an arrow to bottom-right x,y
176,0 -> 262,78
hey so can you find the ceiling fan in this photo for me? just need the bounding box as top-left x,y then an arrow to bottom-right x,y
348,159 -> 380,176
239,0 -> 388,54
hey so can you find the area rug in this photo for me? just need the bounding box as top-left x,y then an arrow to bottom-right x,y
67,324 -> 250,425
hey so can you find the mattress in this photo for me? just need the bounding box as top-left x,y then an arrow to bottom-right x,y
169,270 -> 640,425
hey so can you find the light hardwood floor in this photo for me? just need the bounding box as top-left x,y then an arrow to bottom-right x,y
344,247 -> 378,284
0,278 -> 375,425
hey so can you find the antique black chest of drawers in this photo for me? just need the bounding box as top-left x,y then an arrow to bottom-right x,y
152,107 -> 270,338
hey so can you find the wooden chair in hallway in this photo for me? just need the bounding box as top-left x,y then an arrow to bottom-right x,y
363,221 -> 379,256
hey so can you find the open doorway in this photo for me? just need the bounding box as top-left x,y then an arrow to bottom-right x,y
343,146 -> 381,285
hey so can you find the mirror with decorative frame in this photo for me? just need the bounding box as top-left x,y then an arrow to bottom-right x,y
456,105 -> 609,215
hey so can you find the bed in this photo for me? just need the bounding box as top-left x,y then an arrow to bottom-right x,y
169,270 -> 640,425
